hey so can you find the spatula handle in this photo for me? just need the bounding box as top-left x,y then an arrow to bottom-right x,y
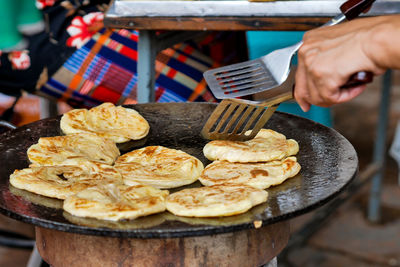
340,0 -> 376,20
340,71 -> 373,89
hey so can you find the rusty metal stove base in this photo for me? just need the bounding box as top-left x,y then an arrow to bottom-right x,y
36,221 -> 289,267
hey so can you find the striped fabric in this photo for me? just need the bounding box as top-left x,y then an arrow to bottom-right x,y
38,28 -> 217,108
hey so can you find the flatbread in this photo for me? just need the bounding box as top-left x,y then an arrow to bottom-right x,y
199,156 -> 301,189
9,185 -> 63,209
164,201 -> 268,226
63,183 -> 169,221
60,102 -> 150,143
63,211 -> 166,229
9,160 -> 123,199
166,184 -> 268,217
203,129 -> 299,163
27,133 -> 120,166
114,146 -> 204,189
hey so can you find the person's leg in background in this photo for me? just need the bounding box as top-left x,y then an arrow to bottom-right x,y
246,31 -> 333,127
17,0 -> 45,36
0,0 -> 27,51
0,0 -> 44,51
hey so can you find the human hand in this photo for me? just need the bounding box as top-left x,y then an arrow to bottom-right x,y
294,15 -> 400,111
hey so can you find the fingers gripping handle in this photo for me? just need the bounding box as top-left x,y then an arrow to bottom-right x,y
340,0 -> 376,20
339,0 -> 375,88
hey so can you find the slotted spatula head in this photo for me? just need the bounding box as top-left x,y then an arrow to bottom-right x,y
203,44 -> 296,100
201,91 -> 293,141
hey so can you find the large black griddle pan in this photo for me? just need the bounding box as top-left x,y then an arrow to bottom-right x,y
0,103 -> 358,238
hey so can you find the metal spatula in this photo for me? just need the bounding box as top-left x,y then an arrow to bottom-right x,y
201,70 -> 295,141
201,0 -> 375,141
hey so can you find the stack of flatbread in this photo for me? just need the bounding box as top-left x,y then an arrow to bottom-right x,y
10,103 -> 173,221
164,129 -> 301,218
199,129 -> 301,189
10,102 -> 301,222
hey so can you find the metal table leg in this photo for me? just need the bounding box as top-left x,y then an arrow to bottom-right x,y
137,30 -> 157,103
136,30 -> 207,103
262,257 -> 277,267
368,69 -> 393,222
39,97 -> 58,119
27,244 -> 43,267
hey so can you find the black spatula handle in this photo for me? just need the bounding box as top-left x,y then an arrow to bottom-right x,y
341,71 -> 373,89
340,0 -> 376,20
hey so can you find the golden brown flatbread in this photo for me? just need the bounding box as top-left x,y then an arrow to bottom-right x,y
9,160 -> 123,199
27,133 -> 120,166
199,156 -> 301,189
63,183 -> 169,221
60,102 -> 150,143
114,146 -> 204,189
164,201 -> 268,226
166,184 -> 268,217
203,129 -> 299,163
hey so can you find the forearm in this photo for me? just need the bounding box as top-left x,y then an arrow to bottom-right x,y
294,15 -> 400,111
364,15 -> 400,70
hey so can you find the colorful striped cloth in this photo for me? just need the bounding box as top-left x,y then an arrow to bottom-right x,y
39,28 -> 217,108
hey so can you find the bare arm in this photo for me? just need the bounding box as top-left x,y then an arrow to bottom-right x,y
294,15 -> 400,111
